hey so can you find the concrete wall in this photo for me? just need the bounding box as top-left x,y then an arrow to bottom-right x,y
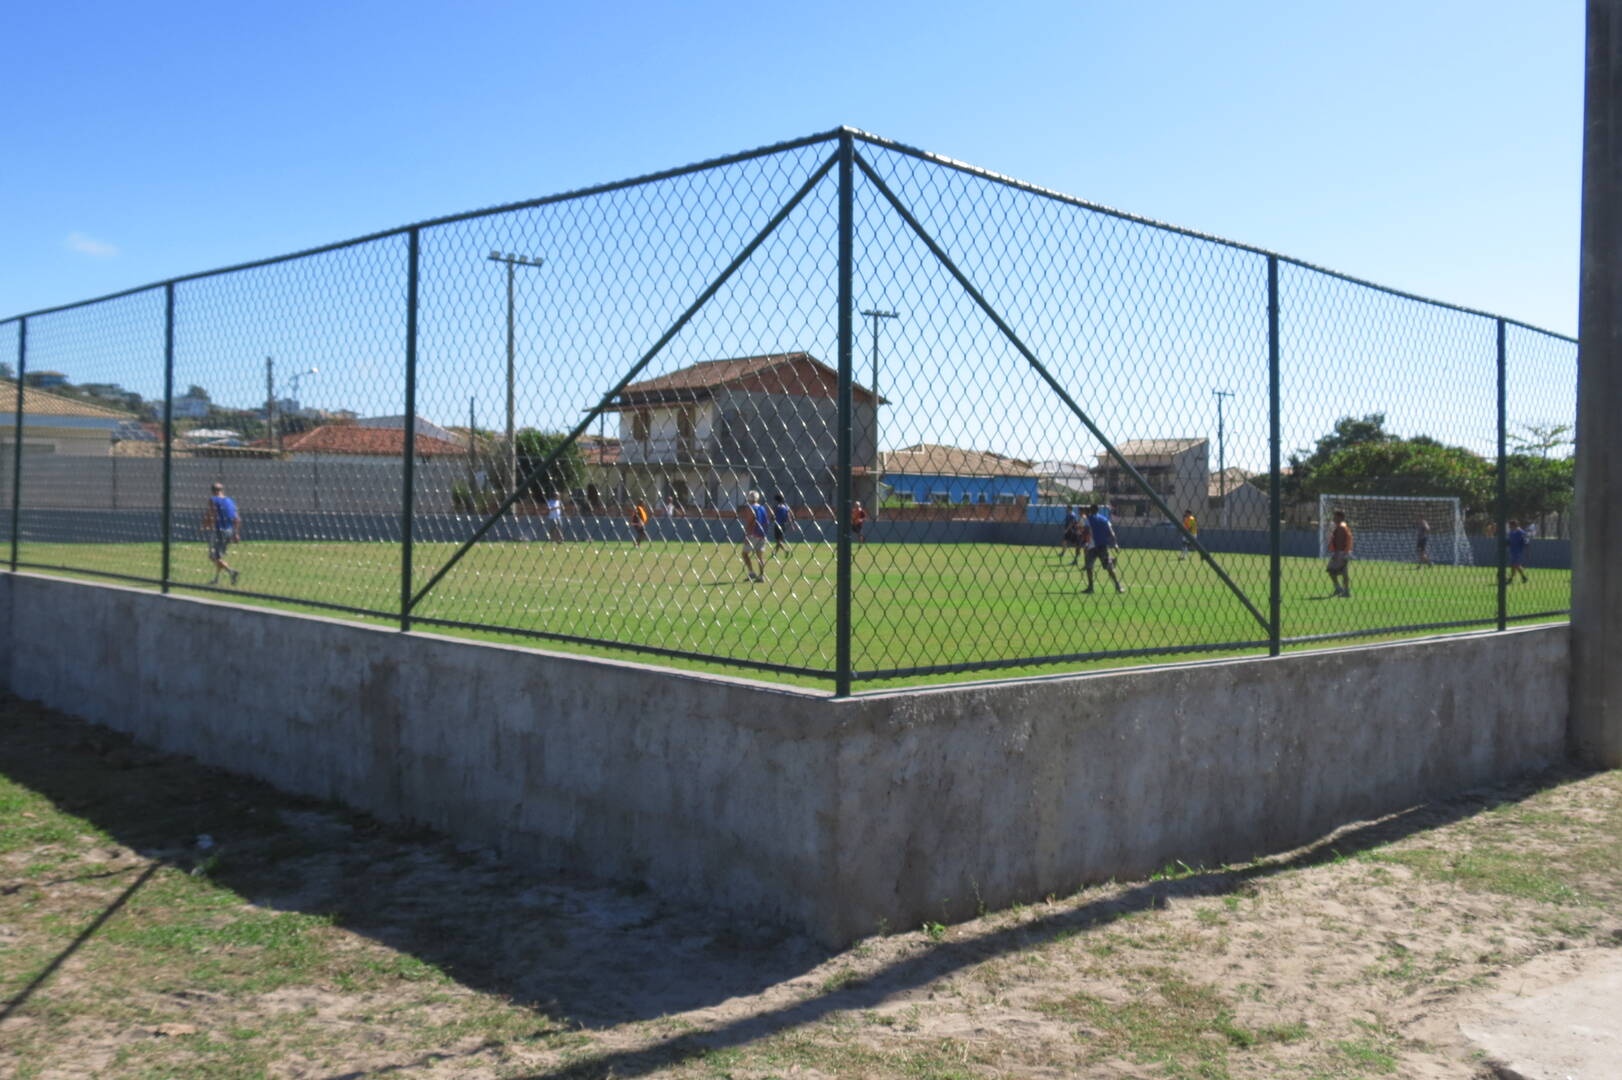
0,571 -> 1569,945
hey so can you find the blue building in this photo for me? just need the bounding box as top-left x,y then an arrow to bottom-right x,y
879,443 -> 1039,505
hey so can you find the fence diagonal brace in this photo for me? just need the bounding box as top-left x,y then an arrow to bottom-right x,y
408,150 -> 840,614
855,151 -> 1270,634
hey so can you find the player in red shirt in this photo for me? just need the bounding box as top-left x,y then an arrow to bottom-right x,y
851,500 -> 867,543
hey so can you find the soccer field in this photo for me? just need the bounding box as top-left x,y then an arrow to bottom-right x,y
12,538 -> 1572,689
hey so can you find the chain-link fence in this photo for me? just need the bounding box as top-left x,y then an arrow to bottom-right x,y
0,128 -> 1577,693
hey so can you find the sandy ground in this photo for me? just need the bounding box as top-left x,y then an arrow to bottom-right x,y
1,694 -> 1618,1078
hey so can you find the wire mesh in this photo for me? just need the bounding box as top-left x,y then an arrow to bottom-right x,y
0,129 -> 1578,691
1503,323 -> 1578,621
170,236 -> 408,615
11,289 -> 168,584
1278,264 -> 1502,646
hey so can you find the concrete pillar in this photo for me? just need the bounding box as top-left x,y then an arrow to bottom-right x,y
1572,0 -> 1622,767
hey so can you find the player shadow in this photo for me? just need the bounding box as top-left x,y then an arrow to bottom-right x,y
1,696 -> 1592,1079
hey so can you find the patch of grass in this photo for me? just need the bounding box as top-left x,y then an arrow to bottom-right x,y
1363,847 -> 1582,906
1041,967 -> 1305,1078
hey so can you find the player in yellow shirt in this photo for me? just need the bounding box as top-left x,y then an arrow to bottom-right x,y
1180,509 -> 1198,561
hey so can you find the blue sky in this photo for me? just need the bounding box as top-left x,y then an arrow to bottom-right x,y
0,1 -> 1582,466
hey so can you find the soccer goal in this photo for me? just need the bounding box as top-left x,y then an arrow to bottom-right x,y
1318,494 -> 1475,566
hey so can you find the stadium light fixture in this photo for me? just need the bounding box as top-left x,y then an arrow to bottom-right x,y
860,309 -> 901,518
1213,388 -> 1235,526
485,251 -> 546,490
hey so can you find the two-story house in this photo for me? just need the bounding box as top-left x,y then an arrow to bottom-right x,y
607,352 -> 883,510
1094,438 -> 1210,520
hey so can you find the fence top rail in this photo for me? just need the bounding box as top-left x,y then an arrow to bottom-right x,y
1,128 -> 845,324
846,126 -> 1576,344
1,123 -> 1575,345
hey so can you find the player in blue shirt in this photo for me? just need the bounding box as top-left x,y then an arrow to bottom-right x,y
772,492 -> 793,554
201,481 -> 241,586
1505,519 -> 1530,583
1081,504 -> 1124,594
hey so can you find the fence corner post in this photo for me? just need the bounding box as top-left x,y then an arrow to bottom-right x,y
401,228 -> 420,632
161,284 -> 175,593
1267,256 -> 1281,656
835,130 -> 855,697
8,318 -> 24,573
1495,318 -> 1508,632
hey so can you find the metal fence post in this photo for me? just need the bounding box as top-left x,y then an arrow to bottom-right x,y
1496,318 -> 1508,631
401,228 -> 420,632
835,130 -> 855,696
10,318 -> 25,572
161,284 -> 175,593
1267,256 -> 1282,656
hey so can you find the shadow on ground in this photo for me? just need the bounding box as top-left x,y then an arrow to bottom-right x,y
0,690 -> 1593,1079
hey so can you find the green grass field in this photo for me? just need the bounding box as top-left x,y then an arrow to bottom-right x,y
12,538 -> 1571,690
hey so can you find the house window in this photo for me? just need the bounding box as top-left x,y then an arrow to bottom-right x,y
631,411 -> 650,442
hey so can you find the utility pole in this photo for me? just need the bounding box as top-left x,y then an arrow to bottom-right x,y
265,356 -> 275,452
486,251 -> 544,492
860,308 -> 899,517
1213,389 -> 1234,527
1573,0 -> 1622,766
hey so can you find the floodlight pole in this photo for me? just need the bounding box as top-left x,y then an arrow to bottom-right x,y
487,251 -> 544,493
265,356 -> 276,452
860,308 -> 898,517
1573,0 -> 1622,767
1213,389 -> 1234,526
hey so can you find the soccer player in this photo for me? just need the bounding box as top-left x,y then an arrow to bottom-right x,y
1081,503 -> 1124,594
201,481 -> 241,586
1180,508 -> 1198,560
1415,518 -> 1432,568
628,500 -> 649,547
545,493 -> 564,542
1506,519 -> 1530,583
1327,508 -> 1353,597
740,490 -> 769,582
851,500 -> 867,543
772,493 -> 793,554
1060,506 -> 1082,564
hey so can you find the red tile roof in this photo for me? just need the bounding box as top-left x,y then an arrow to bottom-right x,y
615,352 -> 884,407
281,425 -> 466,457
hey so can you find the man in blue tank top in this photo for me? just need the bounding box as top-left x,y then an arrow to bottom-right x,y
1081,504 -> 1124,595
202,481 -> 242,586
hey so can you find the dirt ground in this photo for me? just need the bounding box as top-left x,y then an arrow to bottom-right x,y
1,690 -> 1618,1079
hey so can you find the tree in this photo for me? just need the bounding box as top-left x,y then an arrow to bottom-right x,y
1304,439 -> 1494,512
185,385 -> 210,402
1285,413 -> 1397,499
1508,421 -> 1573,459
514,429 -> 586,500
1504,453 -> 1575,523
0,362 -> 13,381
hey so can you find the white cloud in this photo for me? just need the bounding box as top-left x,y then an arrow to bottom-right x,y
66,232 -> 119,258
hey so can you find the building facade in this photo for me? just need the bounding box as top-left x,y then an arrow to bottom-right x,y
1094,438 -> 1210,520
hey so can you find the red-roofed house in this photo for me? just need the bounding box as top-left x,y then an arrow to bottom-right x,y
281,424 -> 466,459
606,352 -> 883,508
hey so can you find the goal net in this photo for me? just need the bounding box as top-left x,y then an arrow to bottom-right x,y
1317,494 -> 1474,566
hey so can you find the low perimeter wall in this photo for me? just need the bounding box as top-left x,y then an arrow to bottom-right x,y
0,572 -> 1569,945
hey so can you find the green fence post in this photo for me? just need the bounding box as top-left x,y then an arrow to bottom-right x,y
10,317 -> 25,572
402,228 -> 420,632
1268,256 -> 1282,656
1496,318 -> 1508,631
161,284 -> 175,593
835,129 -> 855,697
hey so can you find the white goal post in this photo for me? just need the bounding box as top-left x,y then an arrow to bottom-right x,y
1317,494 -> 1475,566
